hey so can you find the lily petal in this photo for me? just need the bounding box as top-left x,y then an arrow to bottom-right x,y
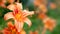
23,10 -> 34,17
4,12 -> 14,20
7,4 -> 15,11
24,18 -> 32,27
7,21 -> 14,29
20,30 -> 26,34
15,20 -> 24,32
16,2 -> 23,10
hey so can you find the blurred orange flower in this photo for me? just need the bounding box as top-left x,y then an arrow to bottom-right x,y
50,3 -> 56,9
34,0 -> 47,13
8,0 -> 19,4
34,0 -> 45,7
43,17 -> 56,31
39,4 -> 47,13
0,0 -> 6,8
39,13 -> 56,32
34,0 -> 41,7
29,30 -> 38,34
38,13 -> 47,20
4,2 -> 34,32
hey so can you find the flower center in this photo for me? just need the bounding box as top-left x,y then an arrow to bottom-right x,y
15,13 -> 24,22
12,29 -> 16,34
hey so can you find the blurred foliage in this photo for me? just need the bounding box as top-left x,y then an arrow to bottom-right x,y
0,6 -> 12,30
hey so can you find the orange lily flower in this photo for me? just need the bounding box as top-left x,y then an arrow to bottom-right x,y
2,22 -> 26,34
4,2 -> 34,32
